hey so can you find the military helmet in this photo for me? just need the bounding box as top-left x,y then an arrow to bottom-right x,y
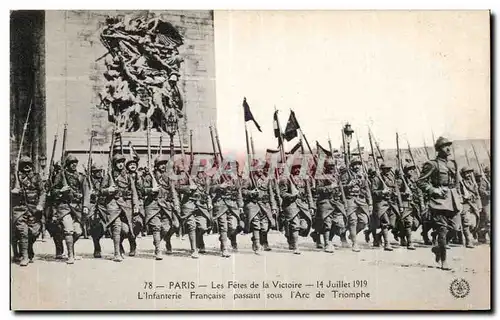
154,155 -> 169,167
434,136 -> 452,151
324,157 -> 336,168
380,161 -> 392,170
91,164 -> 104,172
350,157 -> 362,166
338,165 -> 347,173
112,153 -> 126,164
125,153 -> 139,167
65,155 -> 79,165
461,166 -> 474,175
403,164 -> 416,174
19,156 -> 33,167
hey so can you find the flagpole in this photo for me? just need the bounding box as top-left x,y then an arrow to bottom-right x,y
274,106 -> 286,164
298,129 -> 317,166
244,122 -> 252,174
250,133 -> 256,156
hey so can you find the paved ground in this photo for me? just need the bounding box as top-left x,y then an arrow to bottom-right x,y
11,230 -> 490,310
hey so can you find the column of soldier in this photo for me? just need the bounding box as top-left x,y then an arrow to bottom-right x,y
11,116 -> 491,272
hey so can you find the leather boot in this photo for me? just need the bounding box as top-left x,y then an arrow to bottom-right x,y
323,231 -> 334,253
197,230 -> 206,253
440,246 -> 451,270
406,228 -> 416,250
12,240 -> 21,263
261,231 -> 271,251
165,230 -> 173,254
340,232 -> 350,248
55,237 -> 65,259
112,231 -> 122,262
364,229 -> 371,243
230,233 -> 238,251
291,231 -> 300,255
92,236 -> 102,258
153,231 -> 163,260
431,246 -> 441,263
373,231 -> 381,247
189,230 -> 199,259
19,237 -> 29,267
129,236 -> 137,256
464,228 -> 475,249
28,237 -> 35,263
65,235 -> 75,264
350,225 -> 360,252
382,228 -> 393,251
220,232 -> 230,257
252,230 -> 261,255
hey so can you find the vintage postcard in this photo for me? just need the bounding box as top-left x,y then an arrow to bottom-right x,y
10,10 -> 490,310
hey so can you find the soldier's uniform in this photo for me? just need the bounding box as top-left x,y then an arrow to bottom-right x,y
125,154 -> 144,256
84,164 -> 108,258
459,166 -> 481,248
11,157 -> 46,266
371,162 -> 400,251
177,167 -> 212,259
417,137 -> 462,270
315,160 -> 346,253
241,165 -> 278,254
477,168 -> 490,243
51,155 -> 88,264
342,158 -> 372,252
143,156 -> 180,260
278,164 -> 313,254
210,161 -> 244,257
101,154 -> 139,262
395,165 -> 423,250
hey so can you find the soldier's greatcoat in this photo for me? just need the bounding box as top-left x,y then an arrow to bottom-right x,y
210,175 -> 244,220
177,173 -> 212,222
11,171 -> 46,225
278,175 -> 313,235
143,171 -> 180,228
52,169 -> 89,223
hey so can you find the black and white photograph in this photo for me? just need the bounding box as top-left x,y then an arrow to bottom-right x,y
9,9 -> 491,310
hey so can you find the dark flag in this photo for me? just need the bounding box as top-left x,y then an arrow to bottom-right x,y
284,110 -> 300,141
273,110 -> 283,147
289,141 -> 302,154
243,97 -> 262,132
316,141 -> 332,157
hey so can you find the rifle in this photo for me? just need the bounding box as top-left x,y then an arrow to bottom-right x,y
406,139 -> 420,176
158,135 -> 163,158
146,120 -> 158,189
47,134 -> 58,188
13,99 -> 33,192
452,144 -> 471,199
368,129 -> 388,190
369,128 -> 384,161
87,131 -> 96,192
423,138 -> 431,160
471,143 -> 490,189
214,125 -> 224,163
355,134 -> 370,185
328,137 -> 347,208
106,125 -> 117,189
189,129 -> 194,173
396,132 -> 412,197
209,126 -> 218,166
60,123 -> 69,188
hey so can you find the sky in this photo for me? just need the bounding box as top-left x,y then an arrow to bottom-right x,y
213,10 -> 490,154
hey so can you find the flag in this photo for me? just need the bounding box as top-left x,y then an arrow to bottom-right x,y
265,148 -> 280,155
242,97 -> 262,132
273,110 -> 283,147
289,141 -> 302,154
284,110 -> 300,141
316,141 -> 332,157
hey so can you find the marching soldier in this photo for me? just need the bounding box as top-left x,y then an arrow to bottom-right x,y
125,154 -> 144,256
101,154 -> 139,262
459,166 -> 481,248
315,158 -> 346,253
177,162 -> 213,259
143,155 -> 180,260
395,164 -> 423,250
342,157 -> 372,252
51,155 -> 88,264
278,163 -> 314,254
11,156 -> 46,266
371,162 -> 400,251
45,162 -> 66,259
477,166 -> 490,243
85,164 -> 108,258
210,160 -> 244,257
241,161 -> 278,254
418,137 -> 462,270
